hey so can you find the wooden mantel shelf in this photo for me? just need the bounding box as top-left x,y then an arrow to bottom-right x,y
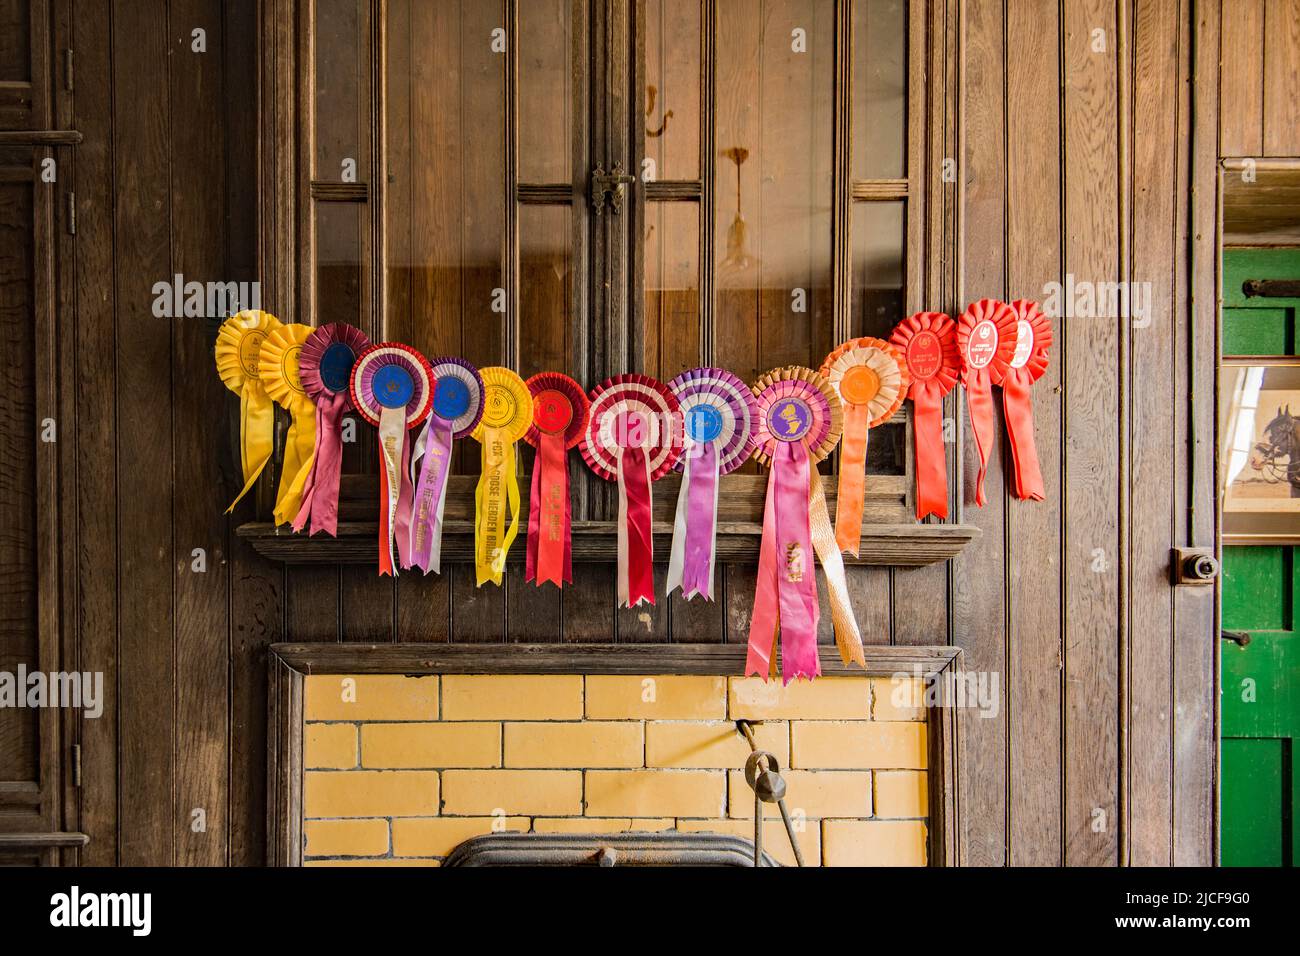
237,519 -> 978,567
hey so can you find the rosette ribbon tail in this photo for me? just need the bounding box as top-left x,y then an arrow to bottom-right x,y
1002,372 -> 1045,501
912,385 -> 948,520
966,370 -> 997,508
475,428 -> 520,586
809,469 -> 866,668
410,415 -> 455,573
225,379 -> 275,513
376,405 -> 408,576
834,401 -> 870,556
528,430 -> 571,587
744,467 -> 780,680
273,401 -> 318,526
667,441 -> 720,600
616,446 -> 656,607
293,394 -> 347,536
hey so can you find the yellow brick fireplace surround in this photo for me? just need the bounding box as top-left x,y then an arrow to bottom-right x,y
268,644 -> 961,867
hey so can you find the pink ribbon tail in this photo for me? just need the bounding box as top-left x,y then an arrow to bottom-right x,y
774,441 -> 820,684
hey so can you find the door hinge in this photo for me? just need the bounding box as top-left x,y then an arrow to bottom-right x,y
66,191 -> 76,235
64,49 -> 74,92
590,161 -> 635,215
70,743 -> 81,787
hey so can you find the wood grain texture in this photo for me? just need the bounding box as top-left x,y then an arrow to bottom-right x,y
1062,0 -> 1121,867
1262,0 -> 1300,155
1004,0 -> 1064,867
1218,0 -> 1263,156
111,0 -> 175,866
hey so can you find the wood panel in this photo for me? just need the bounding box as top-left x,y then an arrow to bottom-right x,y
1004,0 -> 1063,866
1218,0 -> 1263,156
1062,0 -> 1121,867
1261,0 -> 1300,156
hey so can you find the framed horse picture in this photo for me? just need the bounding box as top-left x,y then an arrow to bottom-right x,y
1221,357 -> 1300,544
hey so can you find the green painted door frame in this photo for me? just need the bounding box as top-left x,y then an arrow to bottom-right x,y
1220,247 -> 1300,866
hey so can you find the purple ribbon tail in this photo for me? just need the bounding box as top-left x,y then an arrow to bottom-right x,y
411,416 -> 455,574
681,440 -> 719,599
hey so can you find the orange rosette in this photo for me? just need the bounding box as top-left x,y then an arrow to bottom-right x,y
890,312 -> 959,519
956,299 -> 1018,507
1002,299 -> 1052,501
820,337 -> 909,555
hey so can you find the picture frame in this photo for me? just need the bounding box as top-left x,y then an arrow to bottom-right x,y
1220,356 -> 1300,544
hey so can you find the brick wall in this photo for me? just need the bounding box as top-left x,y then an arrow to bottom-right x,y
301,673 -> 929,867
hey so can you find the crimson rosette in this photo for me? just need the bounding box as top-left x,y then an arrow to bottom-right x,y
1001,300 -> 1053,501
582,374 -> 684,607
890,312 -> 959,519
293,322 -> 370,537
747,367 -> 844,684
957,299 -> 1018,507
523,373 -> 590,588
666,367 -> 758,601
349,343 -> 434,576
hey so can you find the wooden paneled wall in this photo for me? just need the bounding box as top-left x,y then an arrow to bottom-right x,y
1219,0 -> 1300,157
57,0 -> 1226,865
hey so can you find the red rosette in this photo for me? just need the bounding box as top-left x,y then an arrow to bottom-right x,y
523,373 -> 590,589
582,374 -> 683,608
957,299 -> 1018,507
299,322 -> 371,411
524,372 -> 591,450
891,312 -> 960,520
582,374 -> 684,482
1002,299 -> 1053,501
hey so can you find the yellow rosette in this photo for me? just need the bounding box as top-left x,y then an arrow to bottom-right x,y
216,310 -> 283,512
471,368 -> 532,586
259,323 -> 317,526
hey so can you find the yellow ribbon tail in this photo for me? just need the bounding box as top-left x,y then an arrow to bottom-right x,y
273,403 -> 318,525
475,428 -> 517,587
225,383 -> 275,513
808,468 -> 866,669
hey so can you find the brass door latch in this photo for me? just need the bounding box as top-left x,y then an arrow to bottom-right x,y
590,161 -> 635,215
1171,547 -> 1219,586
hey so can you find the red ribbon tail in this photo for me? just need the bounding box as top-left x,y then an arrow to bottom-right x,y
525,457 -> 542,583
912,389 -> 948,520
377,434 -> 394,577
966,373 -> 997,508
535,433 -> 568,587
1002,373 -> 1045,501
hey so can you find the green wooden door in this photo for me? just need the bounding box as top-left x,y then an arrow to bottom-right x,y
1221,247 -> 1300,866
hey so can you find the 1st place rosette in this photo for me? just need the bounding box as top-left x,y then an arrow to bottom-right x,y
748,367 -> 848,684
523,373 -> 590,589
258,322 -> 318,526
957,299 -> 1018,507
471,368 -> 532,587
1001,300 -> 1052,501
406,358 -> 484,574
215,310 -> 282,512
819,337 -> 908,556
583,375 -> 684,608
349,343 -> 434,575
293,322 -> 370,536
890,312 -> 959,519
666,368 -> 757,601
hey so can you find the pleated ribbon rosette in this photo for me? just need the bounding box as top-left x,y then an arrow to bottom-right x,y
406,358 -> 484,574
348,343 -> 433,576
957,299 -> 1018,507
890,312 -> 959,519
666,367 -> 757,601
747,367 -> 858,685
292,322 -> 370,536
582,374 -> 684,608
1001,300 -> 1053,501
258,323 -> 319,526
523,373 -> 590,589
215,309 -> 283,512
819,338 -> 909,555
470,368 -> 532,587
